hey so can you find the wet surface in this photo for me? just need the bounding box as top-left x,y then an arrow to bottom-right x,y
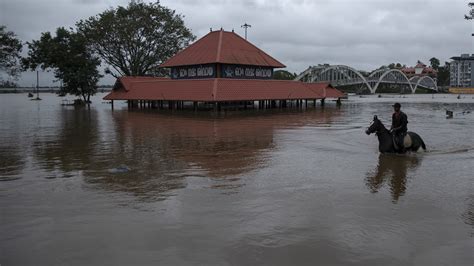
1,93 -> 473,265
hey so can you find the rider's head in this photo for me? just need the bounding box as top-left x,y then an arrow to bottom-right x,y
392,102 -> 401,112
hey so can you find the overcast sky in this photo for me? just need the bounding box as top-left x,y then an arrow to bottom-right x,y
1,0 -> 473,86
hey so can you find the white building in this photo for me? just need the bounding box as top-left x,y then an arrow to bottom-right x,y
450,54 -> 474,87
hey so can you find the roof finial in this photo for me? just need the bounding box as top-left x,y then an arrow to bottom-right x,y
210,27 -> 212,32
220,27 -> 223,31
232,28 -> 234,32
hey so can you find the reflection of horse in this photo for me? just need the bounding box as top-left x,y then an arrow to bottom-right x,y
366,153 -> 421,201
366,115 -> 426,154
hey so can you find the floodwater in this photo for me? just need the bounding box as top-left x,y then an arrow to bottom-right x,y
1,93 -> 473,265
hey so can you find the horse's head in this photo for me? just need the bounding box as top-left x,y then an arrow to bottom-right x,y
366,115 -> 382,135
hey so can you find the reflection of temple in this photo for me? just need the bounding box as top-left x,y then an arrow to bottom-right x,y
366,154 -> 421,202
33,107 -> 342,201
104,29 -> 344,110
110,109 -> 342,177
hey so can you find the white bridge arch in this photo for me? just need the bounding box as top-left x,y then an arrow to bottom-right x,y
295,65 -> 438,94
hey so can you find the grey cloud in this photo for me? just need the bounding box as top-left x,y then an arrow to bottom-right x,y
164,0 -> 472,73
1,0 -> 472,86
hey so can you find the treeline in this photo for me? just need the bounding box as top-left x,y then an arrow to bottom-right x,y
0,1 -> 195,102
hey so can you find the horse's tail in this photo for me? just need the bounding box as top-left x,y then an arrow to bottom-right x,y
415,133 -> 427,151
420,138 -> 427,151
409,132 -> 427,151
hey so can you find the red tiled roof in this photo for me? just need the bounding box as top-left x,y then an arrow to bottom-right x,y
160,30 -> 286,68
325,86 -> 346,98
107,77 -> 214,101
401,66 -> 437,74
104,77 -> 344,101
114,76 -> 167,91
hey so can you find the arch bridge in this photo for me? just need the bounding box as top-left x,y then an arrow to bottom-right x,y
295,65 -> 438,94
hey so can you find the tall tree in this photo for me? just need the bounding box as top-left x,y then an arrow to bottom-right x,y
465,2 -> 474,19
77,1 -> 195,78
437,62 -> 450,87
429,57 -> 440,70
0,25 -> 22,81
22,27 -> 102,103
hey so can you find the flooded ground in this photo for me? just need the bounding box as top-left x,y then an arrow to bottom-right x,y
1,93 -> 473,265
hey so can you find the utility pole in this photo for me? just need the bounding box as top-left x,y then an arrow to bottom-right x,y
36,71 -> 39,98
241,23 -> 251,40
32,70 -> 42,101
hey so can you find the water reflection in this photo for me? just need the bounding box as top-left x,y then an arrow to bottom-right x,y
31,107 -> 343,201
109,109 -> 342,177
94,109 -> 342,199
0,145 -> 25,181
462,195 -> 474,230
32,107 -> 189,201
366,154 -> 422,202
33,108 -> 99,178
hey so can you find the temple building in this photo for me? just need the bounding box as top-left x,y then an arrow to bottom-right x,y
104,29 -> 344,110
401,61 -> 437,79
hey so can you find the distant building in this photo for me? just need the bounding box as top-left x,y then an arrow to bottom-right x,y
449,54 -> 474,88
401,61 -> 437,78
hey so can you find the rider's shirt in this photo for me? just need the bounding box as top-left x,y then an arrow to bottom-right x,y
392,111 -> 408,134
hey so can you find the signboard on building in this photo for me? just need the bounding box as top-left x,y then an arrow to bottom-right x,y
221,64 -> 273,79
171,64 -> 216,79
170,64 -> 274,80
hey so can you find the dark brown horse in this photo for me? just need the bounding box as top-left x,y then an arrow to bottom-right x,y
366,115 -> 426,154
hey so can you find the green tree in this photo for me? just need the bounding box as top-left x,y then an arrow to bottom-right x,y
77,1 -> 195,78
387,63 -> 399,69
380,63 -> 405,70
22,27 -> 102,103
273,70 -> 296,80
0,25 -> 22,81
465,2 -> 474,19
429,57 -> 440,70
437,62 -> 450,86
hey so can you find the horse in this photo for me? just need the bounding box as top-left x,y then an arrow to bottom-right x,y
365,115 -> 426,154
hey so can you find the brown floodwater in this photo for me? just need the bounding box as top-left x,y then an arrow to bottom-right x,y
1,93 -> 473,265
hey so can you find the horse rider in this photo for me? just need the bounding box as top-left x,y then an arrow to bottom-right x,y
390,103 -> 408,152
